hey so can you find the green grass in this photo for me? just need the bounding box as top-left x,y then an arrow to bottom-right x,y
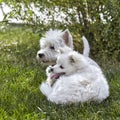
0,25 -> 120,120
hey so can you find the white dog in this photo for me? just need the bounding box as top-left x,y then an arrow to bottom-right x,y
40,50 -> 109,104
36,29 -> 99,68
36,29 -> 73,65
36,29 -> 99,66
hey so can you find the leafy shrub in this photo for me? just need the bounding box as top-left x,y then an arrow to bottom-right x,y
1,0 -> 119,60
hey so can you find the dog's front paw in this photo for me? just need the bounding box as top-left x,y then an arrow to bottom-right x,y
46,66 -> 52,74
40,82 -> 52,97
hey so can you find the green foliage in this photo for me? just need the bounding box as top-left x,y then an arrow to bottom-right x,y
1,0 -> 119,60
0,25 -> 120,120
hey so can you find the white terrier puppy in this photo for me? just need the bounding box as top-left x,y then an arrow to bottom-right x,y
40,50 -> 109,104
36,29 -> 95,65
37,29 -> 73,65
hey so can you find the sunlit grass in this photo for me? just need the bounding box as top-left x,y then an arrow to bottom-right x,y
0,25 -> 120,120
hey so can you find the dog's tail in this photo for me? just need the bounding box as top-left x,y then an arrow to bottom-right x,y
82,36 -> 90,57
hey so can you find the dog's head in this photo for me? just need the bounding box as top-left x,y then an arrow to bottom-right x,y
47,50 -> 88,80
37,29 -> 73,65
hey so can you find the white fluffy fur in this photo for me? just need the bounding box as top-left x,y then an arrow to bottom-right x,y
37,29 -> 73,64
40,51 -> 109,104
82,36 -> 90,57
36,29 -> 96,66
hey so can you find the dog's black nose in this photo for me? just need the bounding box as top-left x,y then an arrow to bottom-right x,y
50,68 -> 54,72
38,53 -> 44,58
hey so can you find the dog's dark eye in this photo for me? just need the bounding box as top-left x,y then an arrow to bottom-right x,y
50,46 -> 55,50
60,65 -> 64,69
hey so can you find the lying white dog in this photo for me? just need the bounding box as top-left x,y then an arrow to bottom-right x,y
40,50 -> 109,104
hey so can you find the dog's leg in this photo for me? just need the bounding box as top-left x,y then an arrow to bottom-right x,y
48,93 -> 68,104
40,82 -> 52,97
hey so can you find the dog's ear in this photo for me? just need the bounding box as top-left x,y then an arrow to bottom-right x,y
62,29 -> 73,49
69,52 -> 79,64
69,54 -> 75,63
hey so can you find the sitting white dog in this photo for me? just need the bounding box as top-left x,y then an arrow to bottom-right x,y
37,29 -> 74,65
36,29 -> 99,67
40,50 -> 109,104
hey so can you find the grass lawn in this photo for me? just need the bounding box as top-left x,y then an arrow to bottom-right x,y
0,25 -> 120,120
